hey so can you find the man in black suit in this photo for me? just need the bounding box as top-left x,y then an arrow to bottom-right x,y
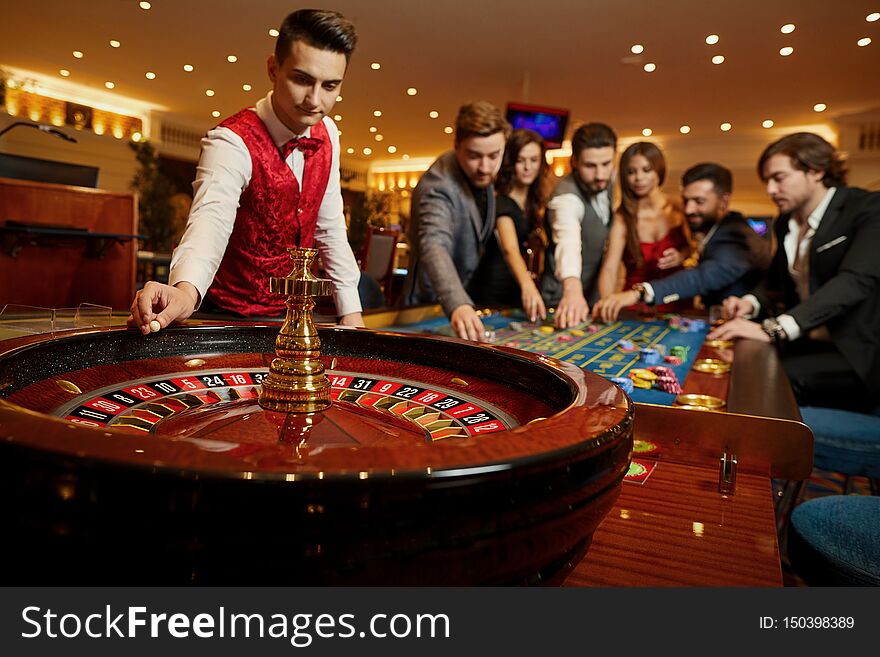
710,132 -> 880,412
592,163 -> 770,321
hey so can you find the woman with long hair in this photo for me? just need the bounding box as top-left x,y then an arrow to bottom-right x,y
593,141 -> 692,321
470,129 -> 548,321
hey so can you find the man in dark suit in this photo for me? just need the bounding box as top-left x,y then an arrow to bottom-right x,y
592,163 -> 770,321
711,132 -> 880,412
402,101 -> 510,340
541,123 -> 617,328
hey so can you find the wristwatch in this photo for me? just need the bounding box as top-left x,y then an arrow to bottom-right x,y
761,317 -> 788,344
631,283 -> 647,302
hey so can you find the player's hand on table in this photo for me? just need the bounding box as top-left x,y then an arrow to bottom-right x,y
555,292 -> 589,329
592,290 -> 640,323
128,281 -> 198,335
521,284 -> 547,323
657,247 -> 685,270
450,304 -> 486,342
721,295 -> 755,319
707,317 -> 770,343
338,312 -> 365,327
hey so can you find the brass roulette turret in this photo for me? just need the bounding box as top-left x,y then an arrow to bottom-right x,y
258,247 -> 334,413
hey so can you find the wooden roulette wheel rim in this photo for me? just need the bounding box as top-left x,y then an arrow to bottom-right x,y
0,324 -> 633,585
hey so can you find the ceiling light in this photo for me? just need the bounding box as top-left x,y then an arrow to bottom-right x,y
139,1 -> 151,9
375,134 -> 384,141
363,147 -> 372,155
110,40 -> 121,48
403,154 -> 410,160
269,28 -> 279,37
227,55 -> 237,63
59,69 -> 70,77
336,95 -> 343,102
813,103 -> 827,112
369,126 -> 377,133
762,119 -> 774,128
407,87 -> 417,96
720,122 -> 732,131
643,62 -> 656,72
444,126 -> 453,134
642,128 -> 652,136
334,114 -> 342,121
373,110 -> 382,117
857,37 -> 872,47
712,55 -> 725,64
205,89 -> 215,97
183,64 -> 194,72
388,146 -> 397,153
242,83 -> 252,91
631,44 -> 644,54
145,71 -> 156,80
72,50 -> 83,59
370,62 -> 381,70
779,46 -> 794,56
705,34 -> 719,45
212,110 -> 221,118
868,12 -> 880,22
429,110 -> 439,119
346,147 -> 354,154
104,81 -> 115,89
131,132 -> 142,142
337,130 -> 342,136
780,23 -> 795,34
679,125 -> 691,134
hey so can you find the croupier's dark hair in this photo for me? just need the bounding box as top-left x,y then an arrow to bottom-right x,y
571,123 -> 617,158
757,132 -> 848,188
274,9 -> 358,63
682,162 -> 733,196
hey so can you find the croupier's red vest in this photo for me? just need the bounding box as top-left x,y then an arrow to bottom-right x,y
206,109 -> 332,315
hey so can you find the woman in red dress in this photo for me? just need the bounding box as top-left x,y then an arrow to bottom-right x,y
595,141 -> 692,315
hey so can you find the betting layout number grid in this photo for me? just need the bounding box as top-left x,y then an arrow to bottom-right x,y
390,311 -> 707,405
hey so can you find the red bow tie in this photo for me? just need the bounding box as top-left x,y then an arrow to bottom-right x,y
280,136 -> 322,160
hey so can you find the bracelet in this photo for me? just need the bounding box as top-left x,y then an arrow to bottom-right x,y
761,317 -> 788,344
631,283 -> 647,302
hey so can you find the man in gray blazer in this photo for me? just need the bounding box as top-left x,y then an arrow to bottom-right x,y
402,101 -> 511,340
541,123 -> 617,328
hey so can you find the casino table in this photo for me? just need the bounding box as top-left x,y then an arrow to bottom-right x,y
0,311 -> 812,586
365,305 -> 815,586
366,305 -> 803,420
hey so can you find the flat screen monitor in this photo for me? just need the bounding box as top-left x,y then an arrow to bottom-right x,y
505,103 -> 570,149
0,152 -> 99,188
746,216 -> 773,239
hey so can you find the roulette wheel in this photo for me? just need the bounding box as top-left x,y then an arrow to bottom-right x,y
0,296 -> 633,586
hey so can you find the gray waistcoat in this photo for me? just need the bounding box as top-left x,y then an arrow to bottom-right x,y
540,174 -> 611,305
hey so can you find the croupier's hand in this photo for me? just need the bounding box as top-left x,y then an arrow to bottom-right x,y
128,281 -> 199,334
338,312 -> 365,327
450,304 -> 486,342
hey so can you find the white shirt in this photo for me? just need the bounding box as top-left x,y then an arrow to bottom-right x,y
169,92 -> 361,316
547,191 -> 612,281
744,187 -> 836,339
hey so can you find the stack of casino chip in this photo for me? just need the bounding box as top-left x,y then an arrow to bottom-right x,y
670,345 -> 689,361
628,368 -> 657,389
647,365 -> 683,394
639,347 -> 661,365
610,376 -> 634,395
